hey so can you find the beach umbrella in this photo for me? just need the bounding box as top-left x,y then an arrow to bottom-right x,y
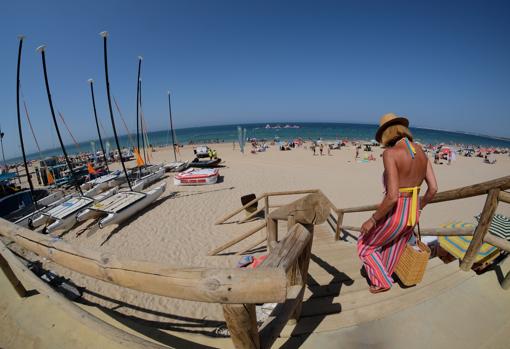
475,214 -> 510,241
438,222 -> 498,262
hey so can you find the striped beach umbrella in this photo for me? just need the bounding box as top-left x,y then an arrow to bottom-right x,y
438,222 -> 498,263
475,214 -> 510,241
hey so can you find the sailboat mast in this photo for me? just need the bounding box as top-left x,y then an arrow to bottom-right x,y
37,44 -> 83,195
167,91 -> 177,162
16,35 -> 37,202
100,31 -> 132,191
138,78 -> 148,163
136,56 -> 142,156
88,79 -> 109,172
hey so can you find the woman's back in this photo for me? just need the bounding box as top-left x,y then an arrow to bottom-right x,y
385,140 -> 428,188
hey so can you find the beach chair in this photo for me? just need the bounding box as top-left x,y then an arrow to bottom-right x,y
438,220 -> 508,272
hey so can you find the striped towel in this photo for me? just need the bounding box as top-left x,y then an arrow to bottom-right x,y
438,222 -> 497,262
475,214 -> 510,241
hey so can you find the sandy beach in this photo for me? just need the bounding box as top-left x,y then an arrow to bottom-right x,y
32,142 -> 510,328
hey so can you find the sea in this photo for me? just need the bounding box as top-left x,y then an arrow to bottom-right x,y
6,122 -> 510,164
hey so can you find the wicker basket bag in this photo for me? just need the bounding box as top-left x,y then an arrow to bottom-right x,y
395,224 -> 430,286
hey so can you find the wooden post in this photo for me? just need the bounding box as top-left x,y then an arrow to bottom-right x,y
264,196 -> 269,219
290,224 -> 313,322
222,304 -> 260,349
287,214 -> 296,232
267,218 -> 278,252
0,251 -> 27,297
335,210 -> 344,241
461,189 -> 500,271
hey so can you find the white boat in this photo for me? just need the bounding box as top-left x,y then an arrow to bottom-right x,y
174,168 -> 219,186
76,183 -> 166,228
31,188 -> 118,233
13,191 -> 68,229
80,171 -> 124,193
132,167 -> 165,191
163,161 -> 189,172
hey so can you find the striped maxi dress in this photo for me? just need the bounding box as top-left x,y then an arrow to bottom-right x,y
357,194 -> 419,289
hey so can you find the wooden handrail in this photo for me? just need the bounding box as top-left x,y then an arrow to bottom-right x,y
0,218 -> 287,304
208,221 -> 266,256
261,224 -> 312,272
215,189 -> 320,225
337,175 -> 510,214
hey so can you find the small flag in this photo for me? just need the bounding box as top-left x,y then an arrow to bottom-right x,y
134,148 -> 145,167
47,169 -> 55,185
87,163 -> 97,175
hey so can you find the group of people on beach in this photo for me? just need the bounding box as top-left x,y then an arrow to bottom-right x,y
310,143 -> 331,156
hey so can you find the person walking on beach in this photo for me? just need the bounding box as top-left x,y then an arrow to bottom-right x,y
319,143 -> 324,156
357,113 -> 438,294
355,146 -> 360,160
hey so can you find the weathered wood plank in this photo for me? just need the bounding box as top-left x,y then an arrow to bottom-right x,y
461,189 -> 500,271
239,206 -> 265,224
216,195 -> 265,225
236,237 -> 267,256
484,233 -> 510,252
269,193 -> 332,225
0,244 -> 28,297
499,190 -> 510,204
223,304 -> 260,349
208,222 -> 267,256
259,285 -> 304,349
261,224 -> 311,272
0,218 -> 287,304
267,218 -> 278,252
339,175 -> 510,213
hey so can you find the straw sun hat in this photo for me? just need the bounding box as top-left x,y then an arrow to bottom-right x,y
375,113 -> 409,143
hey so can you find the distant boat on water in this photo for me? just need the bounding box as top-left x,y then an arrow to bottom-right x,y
265,124 -> 300,129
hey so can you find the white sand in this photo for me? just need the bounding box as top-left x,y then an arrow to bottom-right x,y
41,142 -> 510,329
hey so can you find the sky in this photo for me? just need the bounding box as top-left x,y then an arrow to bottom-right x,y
0,0 -> 509,159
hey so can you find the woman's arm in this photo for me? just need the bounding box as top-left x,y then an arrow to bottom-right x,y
360,150 -> 399,234
420,159 -> 438,209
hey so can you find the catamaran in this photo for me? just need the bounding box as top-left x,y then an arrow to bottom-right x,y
30,44 -> 117,233
10,35 -> 67,229
75,32 -> 165,229
79,79 -> 126,195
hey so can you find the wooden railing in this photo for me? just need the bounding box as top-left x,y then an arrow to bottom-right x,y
335,175 -> 510,276
210,189 -> 338,256
0,192 -> 332,349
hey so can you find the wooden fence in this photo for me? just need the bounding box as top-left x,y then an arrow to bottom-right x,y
0,192 -> 332,349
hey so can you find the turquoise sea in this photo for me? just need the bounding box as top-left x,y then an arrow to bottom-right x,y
7,122 -> 510,164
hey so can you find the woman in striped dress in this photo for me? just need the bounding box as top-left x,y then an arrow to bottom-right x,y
358,113 -> 438,293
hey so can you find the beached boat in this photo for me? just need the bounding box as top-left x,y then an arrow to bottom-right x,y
189,157 -> 222,168
80,170 -> 124,194
174,168 -> 219,186
73,33 -> 167,229
163,161 -> 189,172
132,166 -> 165,191
76,183 -> 166,228
31,188 -> 117,233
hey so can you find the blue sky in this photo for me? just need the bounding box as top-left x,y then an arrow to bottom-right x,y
1,0 -> 509,159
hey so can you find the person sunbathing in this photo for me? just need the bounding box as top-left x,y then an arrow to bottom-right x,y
358,113 -> 438,294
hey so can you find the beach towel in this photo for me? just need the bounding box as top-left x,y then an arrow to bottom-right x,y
438,222 -> 497,263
